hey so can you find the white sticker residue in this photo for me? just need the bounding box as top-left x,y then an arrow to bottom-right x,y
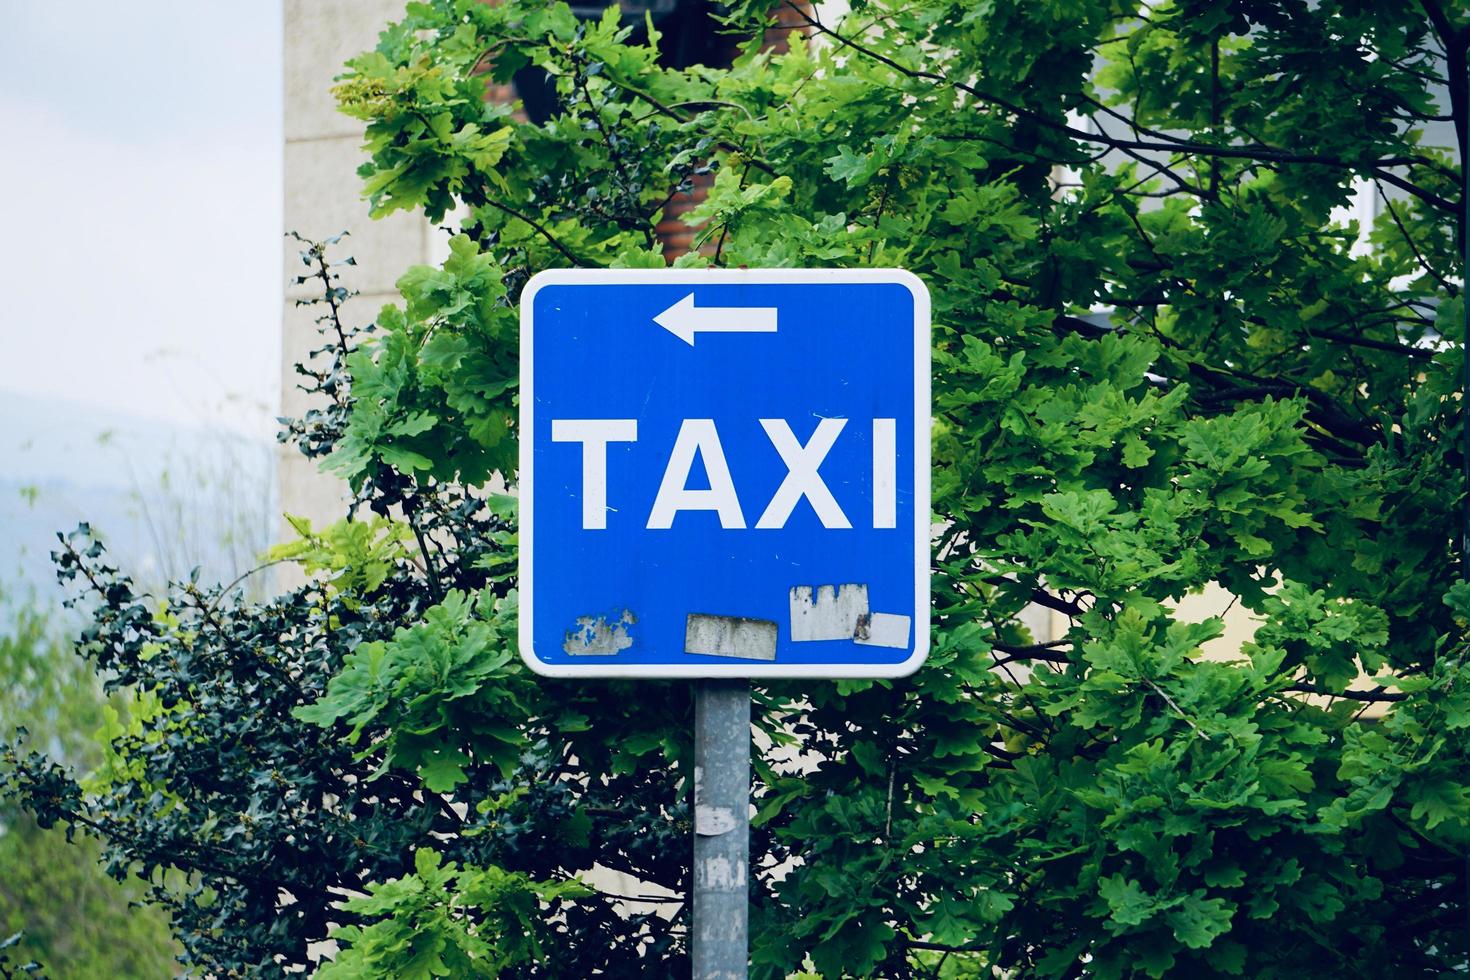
685,614 -> 778,661
854,612 -> 912,649
789,584 -> 869,641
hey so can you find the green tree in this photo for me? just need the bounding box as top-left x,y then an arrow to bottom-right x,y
9,0 -> 1470,976
0,602 -> 176,978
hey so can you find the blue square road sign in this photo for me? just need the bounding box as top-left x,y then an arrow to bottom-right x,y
519,269 -> 930,678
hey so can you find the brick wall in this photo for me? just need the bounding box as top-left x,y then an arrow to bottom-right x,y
655,171 -> 715,260
482,2 -> 813,262
656,3 -> 810,259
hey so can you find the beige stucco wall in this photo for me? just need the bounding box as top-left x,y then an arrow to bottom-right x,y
1044,583 -> 1261,659
279,0 -> 437,536
1174,582 -> 1263,659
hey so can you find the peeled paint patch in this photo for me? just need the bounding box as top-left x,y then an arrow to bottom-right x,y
695,804 -> 738,836
563,610 -> 635,655
789,583 -> 869,641
685,613 -> 778,661
695,855 -> 747,890
854,611 -> 912,649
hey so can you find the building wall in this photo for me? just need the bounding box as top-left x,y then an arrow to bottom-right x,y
280,0 -> 438,536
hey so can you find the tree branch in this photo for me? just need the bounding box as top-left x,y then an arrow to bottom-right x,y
784,2 -> 1457,213
481,197 -> 586,267
1285,683 -> 1407,702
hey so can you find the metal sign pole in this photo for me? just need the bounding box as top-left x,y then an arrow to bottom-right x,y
1462,60 -> 1470,965
692,679 -> 750,979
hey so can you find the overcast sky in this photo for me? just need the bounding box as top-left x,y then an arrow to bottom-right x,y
0,2 -> 282,442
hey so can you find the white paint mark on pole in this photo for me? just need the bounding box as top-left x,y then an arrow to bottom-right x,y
697,855 -> 747,890
653,292 -> 778,346
873,417 -> 897,529
695,804 -> 738,835
550,418 -> 637,530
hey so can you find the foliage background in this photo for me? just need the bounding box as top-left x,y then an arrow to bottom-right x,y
0,602 -> 176,978
10,0 -> 1470,977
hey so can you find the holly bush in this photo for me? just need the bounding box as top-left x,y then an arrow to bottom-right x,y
8,0 -> 1470,976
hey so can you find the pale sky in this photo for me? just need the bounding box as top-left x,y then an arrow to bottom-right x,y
0,2 -> 283,442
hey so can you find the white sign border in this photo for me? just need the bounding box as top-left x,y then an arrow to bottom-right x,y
518,268 -> 932,679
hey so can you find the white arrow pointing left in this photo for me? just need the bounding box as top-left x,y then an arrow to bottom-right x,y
653,293 -> 778,346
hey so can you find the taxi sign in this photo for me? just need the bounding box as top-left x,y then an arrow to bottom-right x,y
519,269 -> 930,678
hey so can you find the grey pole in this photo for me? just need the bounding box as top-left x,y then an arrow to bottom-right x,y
1463,60 -> 1470,577
1463,62 -> 1470,965
692,680 -> 750,979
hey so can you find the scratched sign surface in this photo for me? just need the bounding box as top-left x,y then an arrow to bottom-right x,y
519,269 -> 930,678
